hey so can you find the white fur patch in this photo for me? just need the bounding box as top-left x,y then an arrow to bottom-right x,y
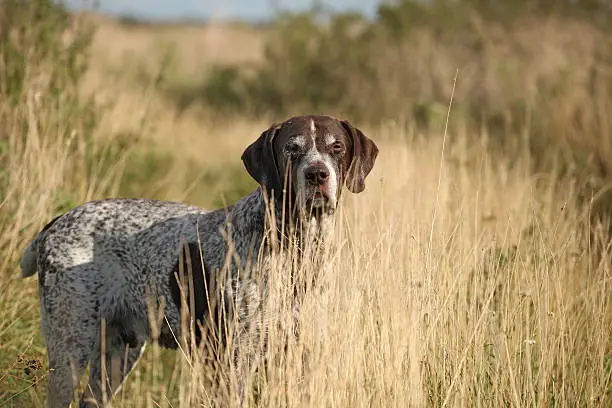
68,244 -> 94,266
293,135 -> 306,149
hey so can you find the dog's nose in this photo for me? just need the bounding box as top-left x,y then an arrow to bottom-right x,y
305,164 -> 329,186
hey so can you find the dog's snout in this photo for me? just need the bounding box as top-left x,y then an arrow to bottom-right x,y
304,164 -> 330,186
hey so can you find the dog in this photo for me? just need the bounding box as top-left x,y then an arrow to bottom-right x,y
19,114 -> 379,407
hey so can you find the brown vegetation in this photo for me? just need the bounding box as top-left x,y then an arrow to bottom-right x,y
0,1 -> 610,406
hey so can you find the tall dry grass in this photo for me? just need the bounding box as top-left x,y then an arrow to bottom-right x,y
2,116 -> 610,406
0,3 -> 611,407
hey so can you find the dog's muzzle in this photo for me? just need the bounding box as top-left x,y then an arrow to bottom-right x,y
303,163 -> 334,210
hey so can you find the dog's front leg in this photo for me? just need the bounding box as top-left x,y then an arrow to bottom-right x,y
230,279 -> 265,407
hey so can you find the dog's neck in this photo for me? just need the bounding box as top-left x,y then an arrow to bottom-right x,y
267,187 -> 333,257
228,187 -> 333,272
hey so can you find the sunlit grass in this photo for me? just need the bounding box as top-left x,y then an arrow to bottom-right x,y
0,7 -> 610,408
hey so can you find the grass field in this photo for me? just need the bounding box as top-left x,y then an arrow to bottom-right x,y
0,6 -> 611,408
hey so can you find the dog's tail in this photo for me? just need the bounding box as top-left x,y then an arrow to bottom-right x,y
19,240 -> 40,278
19,215 -> 62,278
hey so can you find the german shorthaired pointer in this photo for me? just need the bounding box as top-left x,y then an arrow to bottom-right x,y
19,114 -> 379,408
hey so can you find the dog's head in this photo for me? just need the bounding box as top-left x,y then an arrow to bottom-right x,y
241,115 -> 379,215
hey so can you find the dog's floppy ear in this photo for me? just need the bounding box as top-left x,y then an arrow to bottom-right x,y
340,120 -> 379,193
241,123 -> 283,194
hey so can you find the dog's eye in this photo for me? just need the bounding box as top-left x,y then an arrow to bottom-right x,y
330,141 -> 345,155
285,143 -> 302,156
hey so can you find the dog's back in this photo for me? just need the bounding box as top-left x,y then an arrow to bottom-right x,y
20,198 -> 207,278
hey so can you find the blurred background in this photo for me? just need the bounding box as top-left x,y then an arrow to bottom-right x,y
65,0 -> 381,21
1,0 -> 610,213
1,1 -> 612,406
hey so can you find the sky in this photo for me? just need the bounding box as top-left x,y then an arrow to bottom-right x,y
65,0 -> 382,22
